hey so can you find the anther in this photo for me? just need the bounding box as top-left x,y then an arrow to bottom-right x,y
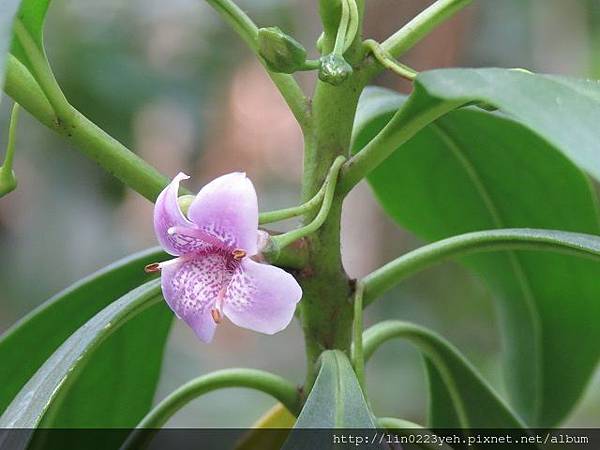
144,263 -> 161,273
232,249 -> 246,260
211,308 -> 222,324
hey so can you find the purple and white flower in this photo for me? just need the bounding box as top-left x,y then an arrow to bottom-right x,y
149,172 -> 303,342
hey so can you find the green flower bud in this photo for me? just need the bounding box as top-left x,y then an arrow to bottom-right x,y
178,194 -> 195,216
318,54 -> 353,86
258,27 -> 307,74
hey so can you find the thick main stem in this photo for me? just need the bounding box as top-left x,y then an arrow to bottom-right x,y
298,66 -> 366,390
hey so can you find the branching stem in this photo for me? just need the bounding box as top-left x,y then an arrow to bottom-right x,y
12,20 -> 69,117
363,39 -> 418,81
259,178 -> 328,225
380,0 -> 473,58
2,103 -> 20,173
271,156 -> 346,249
121,369 -> 300,449
203,0 -> 310,129
361,228 -> 600,308
351,281 -> 365,392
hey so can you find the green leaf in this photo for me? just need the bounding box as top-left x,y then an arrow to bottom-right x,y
0,280 -> 163,449
354,86 -> 600,426
0,0 -> 21,87
9,0 -> 49,68
414,68 -> 600,182
363,321 -> 525,429
283,351 -> 375,449
0,248 -> 170,429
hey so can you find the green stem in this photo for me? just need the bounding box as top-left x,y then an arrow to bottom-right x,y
339,94 -> 461,193
4,56 -> 174,202
344,0 -> 360,52
351,281 -> 365,392
203,0 -> 310,129
333,0 -> 351,55
272,155 -> 346,249
380,0 -> 473,58
363,39 -> 418,80
121,369 -> 301,449
2,103 -> 20,172
0,103 -> 20,196
12,20 -> 69,117
259,180 -> 327,225
66,105 -> 173,201
297,0 -> 368,390
362,228 -> 600,307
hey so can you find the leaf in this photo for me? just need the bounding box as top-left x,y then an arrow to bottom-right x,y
283,350 -> 376,450
363,321 -> 525,429
0,248 -> 171,436
354,86 -> 600,426
409,69 -> 600,182
0,280 -> 164,449
0,0 -> 21,87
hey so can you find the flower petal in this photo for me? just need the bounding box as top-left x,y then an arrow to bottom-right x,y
187,172 -> 259,255
160,254 -> 231,343
223,259 -> 302,335
154,173 -> 211,256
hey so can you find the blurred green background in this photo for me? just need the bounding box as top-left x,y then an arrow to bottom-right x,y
1,0 -> 599,427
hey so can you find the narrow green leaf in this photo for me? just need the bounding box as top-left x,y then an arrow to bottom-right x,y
0,280 -> 163,446
283,351 -> 375,449
354,86 -> 600,426
0,248 -> 164,414
363,321 -> 525,429
0,0 -> 21,87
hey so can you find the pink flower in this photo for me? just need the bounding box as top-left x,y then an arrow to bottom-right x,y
150,172 -> 302,342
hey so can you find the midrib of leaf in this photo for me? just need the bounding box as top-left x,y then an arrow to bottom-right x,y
429,121 -> 543,423
333,352 -> 345,428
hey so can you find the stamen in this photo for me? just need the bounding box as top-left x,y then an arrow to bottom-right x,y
144,256 -> 187,274
144,263 -> 161,273
211,308 -> 222,324
232,249 -> 246,260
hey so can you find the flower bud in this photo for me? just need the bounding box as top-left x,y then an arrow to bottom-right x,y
177,194 -> 195,216
258,27 -> 307,74
318,54 -> 353,86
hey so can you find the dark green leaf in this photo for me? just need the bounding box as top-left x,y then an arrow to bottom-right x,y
283,351 -> 375,449
363,321 -> 525,429
0,280 -> 163,449
0,248 -> 170,429
354,86 -> 600,426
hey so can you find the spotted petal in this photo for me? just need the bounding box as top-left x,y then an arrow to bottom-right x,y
223,258 -> 302,335
160,254 -> 231,342
154,173 -> 211,256
187,172 -> 259,255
